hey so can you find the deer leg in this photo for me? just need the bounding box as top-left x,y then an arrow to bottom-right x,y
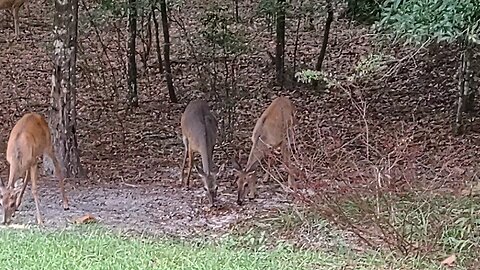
180,136 -> 188,186
30,165 -> 43,225
281,142 -> 296,189
12,7 -> 19,37
47,149 -> 69,210
15,170 -> 30,209
247,175 -> 257,200
185,147 -> 193,188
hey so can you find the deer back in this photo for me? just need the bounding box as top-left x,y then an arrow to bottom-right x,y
181,100 -> 218,174
6,113 -> 51,186
246,96 -> 295,170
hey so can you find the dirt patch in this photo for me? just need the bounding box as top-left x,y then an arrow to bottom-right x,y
10,173 -> 293,237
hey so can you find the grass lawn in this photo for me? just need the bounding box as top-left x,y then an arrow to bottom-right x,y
0,225 -> 453,270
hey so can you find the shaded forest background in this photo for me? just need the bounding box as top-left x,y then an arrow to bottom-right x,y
0,0 -> 479,266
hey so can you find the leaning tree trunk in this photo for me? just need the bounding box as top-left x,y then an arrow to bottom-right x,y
159,0 -> 178,103
127,0 -> 138,107
313,0 -> 333,89
454,42 -> 473,134
51,0 -> 82,178
275,0 -> 286,86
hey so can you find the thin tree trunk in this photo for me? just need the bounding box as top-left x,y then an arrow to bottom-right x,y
313,0 -> 333,88
275,0 -> 286,86
127,0 -> 138,107
234,0 -> 239,22
51,0 -> 83,178
159,0 -> 178,103
455,43 -> 472,134
292,15 -> 302,82
464,46 -> 474,113
151,2 -> 164,74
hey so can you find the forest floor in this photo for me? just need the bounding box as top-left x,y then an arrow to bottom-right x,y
0,0 -> 479,268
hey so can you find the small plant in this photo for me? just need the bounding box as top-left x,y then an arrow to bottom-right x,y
346,53 -> 393,81
356,53 -> 388,76
295,69 -> 336,88
200,4 -> 247,55
346,0 -> 381,24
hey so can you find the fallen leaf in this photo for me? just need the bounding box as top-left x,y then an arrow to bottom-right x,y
73,214 -> 97,224
440,254 -> 456,267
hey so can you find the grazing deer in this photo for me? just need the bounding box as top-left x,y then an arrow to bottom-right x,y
232,96 -> 296,205
180,99 -> 223,206
0,112 -> 69,225
0,0 -> 28,37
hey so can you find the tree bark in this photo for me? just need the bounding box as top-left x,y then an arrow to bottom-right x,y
313,0 -> 333,88
151,1 -> 164,74
275,0 -> 286,86
51,0 -> 82,178
127,0 -> 139,107
292,15 -> 302,81
455,43 -> 472,134
234,0 -> 239,22
159,0 -> 178,103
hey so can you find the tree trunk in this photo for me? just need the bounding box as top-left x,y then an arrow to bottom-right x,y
313,0 -> 333,88
455,43 -> 472,134
234,0 -> 239,22
159,0 -> 178,103
464,46 -> 475,113
127,0 -> 139,107
292,15 -> 302,82
275,0 -> 286,86
51,0 -> 82,178
151,1 -> 164,74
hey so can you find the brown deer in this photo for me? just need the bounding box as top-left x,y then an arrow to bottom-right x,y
0,112 -> 69,225
180,99 -> 223,206
0,0 -> 28,37
232,96 -> 296,205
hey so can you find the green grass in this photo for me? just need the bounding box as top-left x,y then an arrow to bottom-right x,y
0,225 -> 453,270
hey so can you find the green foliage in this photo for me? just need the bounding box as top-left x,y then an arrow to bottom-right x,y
256,0 -> 291,26
295,69 -> 337,89
86,0 -> 152,25
348,52 -> 393,80
167,0 -> 186,10
295,69 -> 323,84
200,4 -> 247,55
257,0 -> 278,19
346,0 -> 382,24
99,0 -> 126,17
377,0 -> 480,45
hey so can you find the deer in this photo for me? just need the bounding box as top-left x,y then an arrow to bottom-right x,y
232,96 -> 296,205
180,99 -> 224,206
0,0 -> 28,37
0,112 -> 69,225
